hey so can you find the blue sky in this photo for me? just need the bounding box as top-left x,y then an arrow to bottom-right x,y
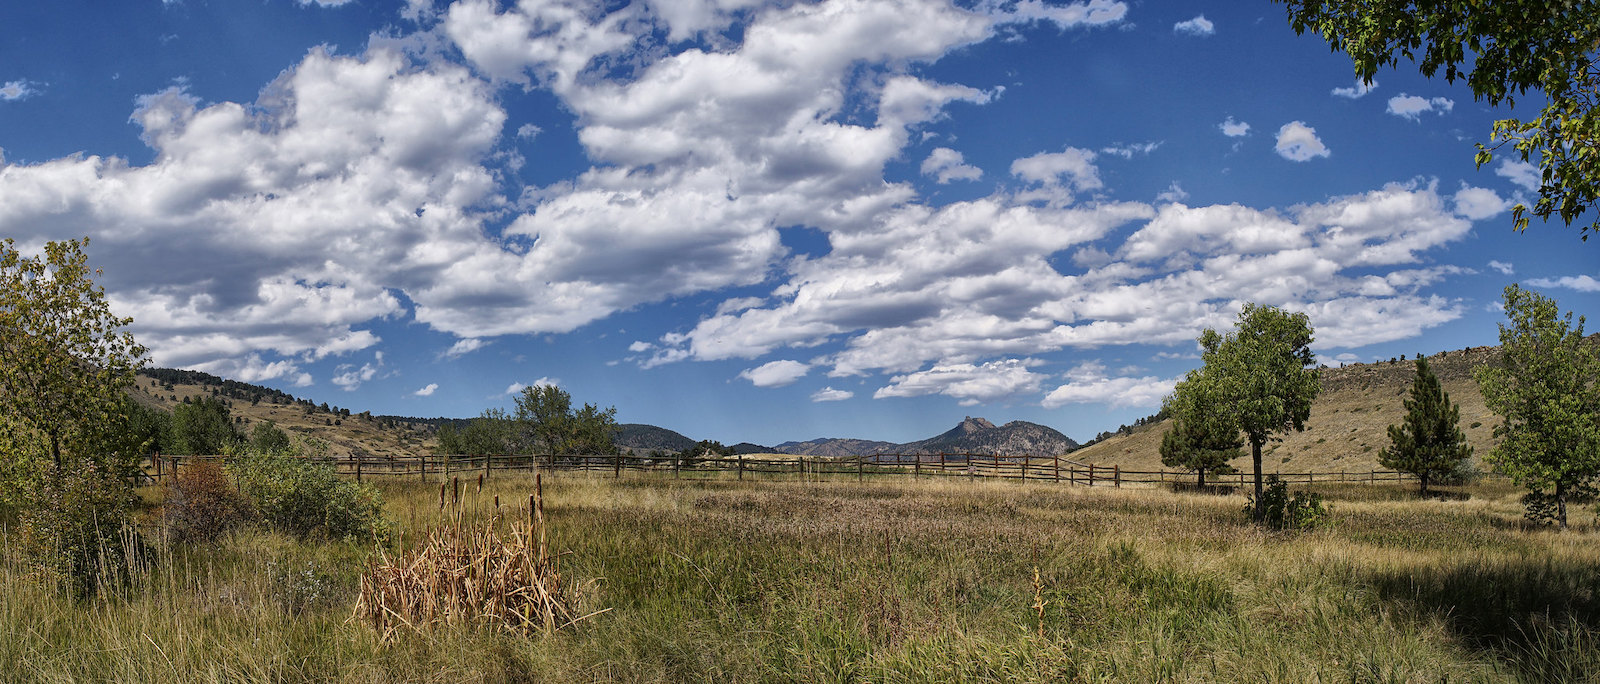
1,0 -> 1594,446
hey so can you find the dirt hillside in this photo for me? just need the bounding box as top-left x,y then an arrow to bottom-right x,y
1070,345 -> 1505,474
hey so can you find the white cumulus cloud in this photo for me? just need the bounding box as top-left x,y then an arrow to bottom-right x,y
1386,93 -> 1454,121
811,386 -> 854,402
1331,78 -> 1376,99
1274,121 -> 1330,161
1488,260 -> 1514,275
1452,185 -> 1509,220
921,147 -> 982,184
875,359 -> 1045,405
0,80 -> 40,101
1041,362 -> 1175,409
1173,15 -> 1213,36
738,359 -> 810,387
1218,116 -> 1250,137
1495,159 -> 1540,192
414,383 -> 439,396
1527,275 -> 1600,293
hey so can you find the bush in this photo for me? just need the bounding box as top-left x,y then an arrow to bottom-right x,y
227,453 -> 387,541
1244,476 -> 1329,531
164,461 -> 250,543
20,462 -> 150,598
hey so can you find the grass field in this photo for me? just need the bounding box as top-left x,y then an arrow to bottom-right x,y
3,472 -> 1597,682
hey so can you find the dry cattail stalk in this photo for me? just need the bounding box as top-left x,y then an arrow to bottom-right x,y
353,484 -> 601,640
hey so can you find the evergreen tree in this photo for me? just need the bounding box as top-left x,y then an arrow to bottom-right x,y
1160,373 -> 1241,487
1379,357 -> 1472,496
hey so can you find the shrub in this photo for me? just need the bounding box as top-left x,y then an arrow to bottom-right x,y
227,453 -> 387,541
20,462 -> 150,598
1244,476 -> 1329,531
164,461 -> 250,543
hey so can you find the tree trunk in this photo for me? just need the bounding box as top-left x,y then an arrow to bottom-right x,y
1557,481 -> 1569,530
1251,437 -> 1264,521
1419,473 -> 1429,498
1197,467 -> 1206,488
49,431 -> 62,469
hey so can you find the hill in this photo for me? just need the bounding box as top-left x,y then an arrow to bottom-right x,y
899,416 -> 1078,457
614,423 -> 697,452
132,369 -> 439,460
1070,346 -> 1504,474
770,417 -> 1079,458
772,437 -> 900,458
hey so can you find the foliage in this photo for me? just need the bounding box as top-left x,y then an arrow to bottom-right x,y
1244,476 -> 1330,531
512,384 -> 619,455
164,462 -> 251,544
1475,285 -> 1600,528
1159,373 -> 1242,487
18,461 -> 149,598
168,396 -> 241,455
1276,0 -> 1600,241
439,385 -> 619,456
0,237 -> 146,468
248,420 -> 291,454
227,451 -> 387,541
436,409 -> 516,456
1190,303 -> 1320,520
1379,357 -> 1474,496
676,440 -> 736,467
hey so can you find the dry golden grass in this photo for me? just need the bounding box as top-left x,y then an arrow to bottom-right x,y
1073,349 -> 1502,473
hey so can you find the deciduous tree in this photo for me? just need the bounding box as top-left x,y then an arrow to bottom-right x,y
1192,303 -> 1320,519
0,237 -> 146,468
1475,285 -> 1600,528
1379,356 -> 1473,496
1276,0 -> 1600,241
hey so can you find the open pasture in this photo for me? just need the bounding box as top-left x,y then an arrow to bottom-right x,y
3,472 -> 1597,683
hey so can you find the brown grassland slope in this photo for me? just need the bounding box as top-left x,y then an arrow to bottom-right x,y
1072,346 -> 1504,474
130,371 -> 440,459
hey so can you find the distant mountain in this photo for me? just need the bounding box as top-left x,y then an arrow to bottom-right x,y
768,417 -> 1078,458
899,416 -> 1078,457
772,437 -> 899,458
614,423 -> 697,452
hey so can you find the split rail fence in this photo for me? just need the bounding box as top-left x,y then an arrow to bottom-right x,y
137,451 -> 1420,488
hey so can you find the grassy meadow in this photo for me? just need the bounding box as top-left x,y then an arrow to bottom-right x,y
3,471 -> 1598,683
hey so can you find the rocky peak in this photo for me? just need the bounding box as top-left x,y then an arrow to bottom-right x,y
959,416 -> 997,433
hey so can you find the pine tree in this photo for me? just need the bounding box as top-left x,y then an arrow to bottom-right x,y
1379,356 -> 1472,496
1160,372 -> 1242,487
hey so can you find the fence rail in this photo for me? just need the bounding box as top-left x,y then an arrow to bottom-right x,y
136,451 -> 1422,488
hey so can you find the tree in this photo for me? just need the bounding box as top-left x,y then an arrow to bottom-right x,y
1160,372 -> 1242,487
0,237 -> 146,469
1475,285 -> 1600,528
169,396 -> 241,455
249,420 -> 292,454
1192,303 -> 1321,519
1276,0 -> 1600,241
1379,356 -> 1473,496
511,384 -> 618,455
437,409 -> 518,456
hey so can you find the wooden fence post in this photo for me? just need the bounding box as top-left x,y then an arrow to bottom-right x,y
1088,464 -> 1095,487
914,456 -> 921,480
857,455 -> 864,483
1054,453 -> 1060,483
615,452 -> 623,479
1022,456 -> 1029,481
484,453 -> 491,480
1114,465 -> 1121,488
738,452 -> 745,481
355,454 -> 363,483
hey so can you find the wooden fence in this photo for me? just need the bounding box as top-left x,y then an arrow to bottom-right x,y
137,451 -> 1420,488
